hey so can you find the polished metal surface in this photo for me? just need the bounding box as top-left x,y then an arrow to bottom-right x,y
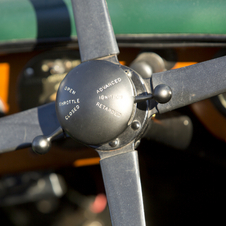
56,60 -> 135,146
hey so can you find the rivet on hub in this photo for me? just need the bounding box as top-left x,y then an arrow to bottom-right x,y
109,138 -> 119,147
124,69 -> 132,77
131,121 -> 141,130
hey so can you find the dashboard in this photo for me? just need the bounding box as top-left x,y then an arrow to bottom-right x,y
1,45 -> 226,225
1,1 -> 226,225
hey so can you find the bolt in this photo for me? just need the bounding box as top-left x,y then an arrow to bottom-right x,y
109,138 -> 119,147
131,121 -> 141,130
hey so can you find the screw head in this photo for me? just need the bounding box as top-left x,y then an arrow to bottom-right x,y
131,121 -> 141,130
109,138 -> 119,147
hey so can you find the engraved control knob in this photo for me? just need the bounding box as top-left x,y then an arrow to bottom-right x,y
56,60 -> 135,147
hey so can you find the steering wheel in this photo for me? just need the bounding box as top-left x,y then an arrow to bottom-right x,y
1,0 -> 226,225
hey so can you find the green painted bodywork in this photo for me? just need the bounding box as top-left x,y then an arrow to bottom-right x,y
0,0 -> 226,42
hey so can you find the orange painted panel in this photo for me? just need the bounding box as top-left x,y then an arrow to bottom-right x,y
0,63 -> 10,112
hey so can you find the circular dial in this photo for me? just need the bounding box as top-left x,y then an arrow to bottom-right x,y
56,60 -> 135,147
18,50 -> 80,110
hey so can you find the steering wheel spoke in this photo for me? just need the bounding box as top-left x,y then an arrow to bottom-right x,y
0,102 -> 60,153
150,55 -> 226,114
97,143 -> 146,226
71,0 -> 119,62
2,1 -> 226,226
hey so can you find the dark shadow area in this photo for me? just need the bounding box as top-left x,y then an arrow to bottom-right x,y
30,0 -> 71,42
37,102 -> 60,136
139,106 -> 226,226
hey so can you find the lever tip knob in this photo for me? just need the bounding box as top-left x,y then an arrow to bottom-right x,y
153,84 -> 172,104
32,135 -> 51,155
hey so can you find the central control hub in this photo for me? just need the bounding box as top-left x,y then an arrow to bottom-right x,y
56,60 -> 135,147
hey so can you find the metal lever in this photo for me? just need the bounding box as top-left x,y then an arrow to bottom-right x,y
135,84 -> 172,104
32,127 -> 63,154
